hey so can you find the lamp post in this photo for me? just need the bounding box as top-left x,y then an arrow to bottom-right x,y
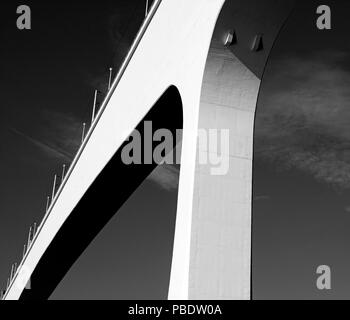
145,0 -> 149,17
108,68 -> 113,91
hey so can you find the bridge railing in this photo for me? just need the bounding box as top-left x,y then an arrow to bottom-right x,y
1,0 -> 162,300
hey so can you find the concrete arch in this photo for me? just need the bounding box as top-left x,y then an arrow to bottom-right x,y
4,0 -> 295,300
19,86 -> 183,300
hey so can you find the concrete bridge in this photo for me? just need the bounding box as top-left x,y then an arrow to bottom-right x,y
2,0 -> 295,300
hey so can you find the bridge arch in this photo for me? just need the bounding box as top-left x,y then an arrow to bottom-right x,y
19,86 -> 183,300
5,0 -> 295,300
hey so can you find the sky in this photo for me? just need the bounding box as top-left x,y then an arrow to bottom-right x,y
253,0 -> 350,299
0,0 -> 350,300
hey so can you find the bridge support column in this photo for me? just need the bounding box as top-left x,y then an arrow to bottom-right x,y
169,40 -> 260,300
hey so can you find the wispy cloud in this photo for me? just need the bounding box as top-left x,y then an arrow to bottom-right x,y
86,3 -> 139,93
255,51 -> 350,189
10,127 -> 72,162
10,110 -> 82,163
147,164 -> 180,191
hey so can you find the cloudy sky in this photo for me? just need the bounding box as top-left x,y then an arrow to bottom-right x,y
1,0 -> 350,299
253,0 -> 350,299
